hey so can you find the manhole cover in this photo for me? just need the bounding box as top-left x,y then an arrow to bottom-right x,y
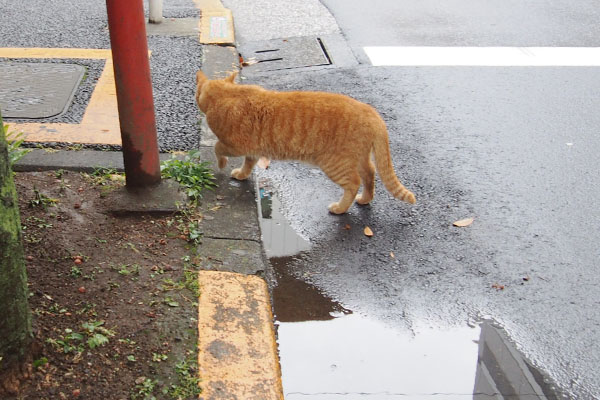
239,36 -> 331,73
0,62 -> 85,119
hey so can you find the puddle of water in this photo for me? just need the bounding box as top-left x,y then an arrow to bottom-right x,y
257,179 -> 565,399
277,315 -> 565,399
258,179 -> 310,258
271,255 -> 351,323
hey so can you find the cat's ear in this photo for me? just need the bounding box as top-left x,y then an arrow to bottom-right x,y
225,71 -> 238,83
196,70 -> 208,86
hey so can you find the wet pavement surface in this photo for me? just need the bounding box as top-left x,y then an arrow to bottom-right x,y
259,182 -> 569,399
249,64 -> 600,398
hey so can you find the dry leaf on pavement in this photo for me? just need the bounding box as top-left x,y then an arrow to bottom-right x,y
453,217 -> 474,227
364,226 -> 374,237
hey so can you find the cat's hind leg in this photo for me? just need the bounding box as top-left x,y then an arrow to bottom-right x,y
214,141 -> 231,169
322,164 -> 361,214
231,156 -> 258,180
356,155 -> 375,205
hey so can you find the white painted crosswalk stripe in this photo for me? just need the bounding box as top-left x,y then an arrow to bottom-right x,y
364,46 -> 600,66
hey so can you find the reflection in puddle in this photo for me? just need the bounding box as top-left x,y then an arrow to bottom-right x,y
277,316 -> 565,399
258,179 -> 310,258
258,179 -> 565,399
271,255 -> 351,322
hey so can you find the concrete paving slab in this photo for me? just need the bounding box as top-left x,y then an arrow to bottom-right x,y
145,17 -> 200,36
221,0 -> 339,44
198,238 -> 264,275
197,270 -> 283,400
195,147 -> 261,241
14,149 -> 176,173
238,36 -> 330,73
200,45 -> 238,79
106,179 -> 188,216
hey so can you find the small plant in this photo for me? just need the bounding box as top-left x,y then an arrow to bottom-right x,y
33,357 -> 49,369
26,216 -> 52,229
83,167 -> 124,187
70,266 -> 83,278
113,263 -> 140,276
47,320 -> 115,354
152,353 -> 168,362
46,329 -> 85,354
174,208 -> 204,246
160,150 -> 217,202
81,320 -> 115,349
3,121 -> 31,166
132,377 -> 158,400
29,188 -> 58,209
167,355 -> 202,398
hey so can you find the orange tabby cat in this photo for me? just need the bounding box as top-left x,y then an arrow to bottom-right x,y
195,70 -> 416,214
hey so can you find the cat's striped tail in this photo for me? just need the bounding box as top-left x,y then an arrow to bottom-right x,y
372,129 -> 416,204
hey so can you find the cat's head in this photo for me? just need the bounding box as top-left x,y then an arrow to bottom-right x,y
195,70 -> 238,111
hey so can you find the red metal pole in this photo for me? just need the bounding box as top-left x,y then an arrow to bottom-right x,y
106,0 -> 161,187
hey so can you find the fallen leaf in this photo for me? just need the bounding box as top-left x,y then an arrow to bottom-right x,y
135,377 -> 147,385
491,283 -> 505,290
453,217 -> 474,227
109,174 -> 125,182
209,205 -> 222,212
390,252 -> 395,258
78,286 -> 86,294
257,157 -> 270,169
364,226 -> 374,237
241,57 -> 259,67
343,224 -> 351,230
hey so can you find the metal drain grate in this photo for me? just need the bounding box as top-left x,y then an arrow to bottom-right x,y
0,62 -> 85,119
239,36 -> 331,73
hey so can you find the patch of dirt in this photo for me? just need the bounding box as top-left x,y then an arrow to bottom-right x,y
11,170 -> 201,400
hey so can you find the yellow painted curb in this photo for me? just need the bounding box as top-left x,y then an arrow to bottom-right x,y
197,271 -> 283,400
1,48 -> 121,145
195,0 -> 235,45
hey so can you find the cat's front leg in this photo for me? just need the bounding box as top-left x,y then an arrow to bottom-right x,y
231,156 -> 258,180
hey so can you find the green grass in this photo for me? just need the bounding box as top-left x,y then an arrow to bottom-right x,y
160,150 -> 217,202
2,121 -> 31,166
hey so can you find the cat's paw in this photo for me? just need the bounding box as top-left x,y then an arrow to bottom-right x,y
231,168 -> 250,180
218,156 -> 228,169
355,193 -> 373,205
328,202 -> 347,215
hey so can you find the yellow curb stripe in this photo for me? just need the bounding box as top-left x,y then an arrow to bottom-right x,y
197,271 -> 283,399
0,47 -> 112,59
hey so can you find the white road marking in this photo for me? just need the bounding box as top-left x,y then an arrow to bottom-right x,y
364,46 -> 600,66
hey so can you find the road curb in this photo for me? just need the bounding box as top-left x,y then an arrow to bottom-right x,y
196,0 -> 235,45
197,271 -> 284,399
197,30 -> 283,398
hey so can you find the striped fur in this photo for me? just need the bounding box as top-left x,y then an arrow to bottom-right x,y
196,70 -> 415,214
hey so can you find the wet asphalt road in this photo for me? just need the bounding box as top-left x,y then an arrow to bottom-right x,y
240,0 -> 600,397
